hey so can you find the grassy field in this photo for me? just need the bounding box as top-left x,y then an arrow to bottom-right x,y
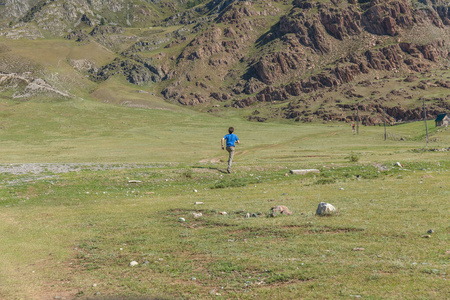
0,96 -> 449,299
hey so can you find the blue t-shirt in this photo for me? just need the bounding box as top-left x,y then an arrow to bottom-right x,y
224,133 -> 239,147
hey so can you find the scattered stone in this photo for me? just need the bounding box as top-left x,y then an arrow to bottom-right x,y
128,180 -> 142,183
427,229 -> 434,234
251,213 -> 258,218
270,205 -> 292,215
352,247 -> 365,251
290,169 -> 320,175
422,235 -> 431,238
195,202 -> 204,205
193,212 -> 202,218
179,217 -> 186,222
219,211 -> 227,215
316,202 -> 336,216
245,213 -> 251,218
129,261 -> 139,267
193,189 -> 198,192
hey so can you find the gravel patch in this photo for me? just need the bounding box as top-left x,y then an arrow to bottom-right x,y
0,163 -> 159,175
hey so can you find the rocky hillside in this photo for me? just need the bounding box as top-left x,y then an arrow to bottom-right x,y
1,0 -> 450,124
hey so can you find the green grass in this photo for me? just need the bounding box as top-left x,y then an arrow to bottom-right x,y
0,80 -> 449,298
0,161 -> 448,299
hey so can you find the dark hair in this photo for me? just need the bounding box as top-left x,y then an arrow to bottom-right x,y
228,127 -> 234,134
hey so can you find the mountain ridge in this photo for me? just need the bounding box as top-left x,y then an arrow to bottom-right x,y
0,0 -> 449,124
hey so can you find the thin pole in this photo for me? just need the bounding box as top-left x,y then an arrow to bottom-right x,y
384,109 -> 387,141
356,107 -> 360,135
423,99 -> 429,146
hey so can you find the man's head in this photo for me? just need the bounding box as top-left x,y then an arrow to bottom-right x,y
228,127 -> 234,134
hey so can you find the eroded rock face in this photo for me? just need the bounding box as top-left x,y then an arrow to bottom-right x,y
362,0 -> 414,36
253,52 -> 303,85
240,41 -> 447,107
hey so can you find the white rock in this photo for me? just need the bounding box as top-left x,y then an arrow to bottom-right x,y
179,217 -> 186,222
128,180 -> 142,183
195,202 -> 204,205
316,202 -> 336,216
129,261 -> 139,267
290,169 -> 320,175
193,212 -> 202,218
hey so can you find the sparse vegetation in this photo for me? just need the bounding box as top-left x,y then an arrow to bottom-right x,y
346,151 -> 360,162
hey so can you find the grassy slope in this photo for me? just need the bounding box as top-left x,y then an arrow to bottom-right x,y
1,94 -> 449,165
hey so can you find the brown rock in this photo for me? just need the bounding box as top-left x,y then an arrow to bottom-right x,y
271,205 -> 292,215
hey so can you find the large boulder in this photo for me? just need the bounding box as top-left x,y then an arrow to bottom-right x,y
316,202 -> 336,216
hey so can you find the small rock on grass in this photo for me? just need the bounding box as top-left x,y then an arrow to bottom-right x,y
129,261 -> 139,267
270,205 -> 292,216
427,229 -> 434,234
352,247 -> 365,251
290,169 -> 320,175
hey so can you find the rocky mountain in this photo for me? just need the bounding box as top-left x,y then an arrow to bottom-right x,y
1,0 -> 450,124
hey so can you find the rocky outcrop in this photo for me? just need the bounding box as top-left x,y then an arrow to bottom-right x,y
65,29 -> 90,42
362,0 -> 414,36
0,72 -> 70,98
89,58 -> 162,85
253,52 -> 303,85
241,41 -> 447,106
0,0 -> 33,20
320,6 -> 361,40
278,11 -> 331,54
89,25 -> 124,37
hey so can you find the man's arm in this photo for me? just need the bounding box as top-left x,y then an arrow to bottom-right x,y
221,138 -> 225,149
